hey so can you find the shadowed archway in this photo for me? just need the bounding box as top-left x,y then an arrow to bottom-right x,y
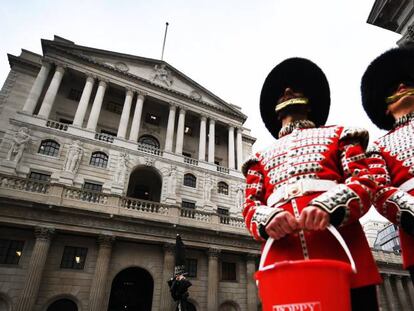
47,299 -> 78,311
126,166 -> 162,202
107,267 -> 154,311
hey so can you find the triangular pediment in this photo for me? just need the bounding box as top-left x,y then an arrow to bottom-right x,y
42,37 -> 246,120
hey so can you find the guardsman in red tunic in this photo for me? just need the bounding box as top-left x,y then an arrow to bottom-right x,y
243,58 -> 381,310
361,48 -> 414,284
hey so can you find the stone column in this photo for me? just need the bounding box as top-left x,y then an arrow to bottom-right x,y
236,127 -> 243,170
383,274 -> 397,311
37,65 -> 65,119
73,74 -> 95,127
117,88 -> 134,139
208,119 -> 215,163
129,92 -> 145,142
159,243 -> 175,311
404,276 -> 414,309
86,80 -> 108,131
207,248 -> 220,311
165,103 -> 177,152
15,227 -> 54,311
246,254 -> 258,311
228,126 -> 235,169
89,235 -> 115,311
396,275 -> 409,309
22,61 -> 52,114
175,107 -> 186,155
198,115 -> 207,161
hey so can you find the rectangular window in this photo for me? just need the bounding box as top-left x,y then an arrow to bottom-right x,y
145,113 -> 160,125
184,125 -> 193,136
83,182 -> 103,192
183,152 -> 192,158
181,200 -> 196,209
0,239 -> 24,265
67,88 -> 82,101
59,118 -> 73,124
60,246 -> 88,269
221,261 -> 237,281
217,207 -> 229,216
105,101 -> 123,114
186,258 -> 198,277
29,172 -> 51,182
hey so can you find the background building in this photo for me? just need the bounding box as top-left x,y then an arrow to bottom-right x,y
367,0 -> 414,46
0,35 -> 259,311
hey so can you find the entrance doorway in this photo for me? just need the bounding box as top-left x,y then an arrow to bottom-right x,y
108,267 -> 154,311
127,166 -> 162,202
47,299 -> 78,311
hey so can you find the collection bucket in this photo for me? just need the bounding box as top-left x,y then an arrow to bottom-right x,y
255,225 -> 356,311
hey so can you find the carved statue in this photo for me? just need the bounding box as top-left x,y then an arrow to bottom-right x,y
167,166 -> 177,196
153,64 -> 173,87
235,183 -> 245,210
6,127 -> 32,163
114,152 -> 128,184
63,140 -> 83,174
203,174 -> 213,202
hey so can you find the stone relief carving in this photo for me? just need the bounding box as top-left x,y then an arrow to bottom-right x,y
63,140 -> 84,174
113,152 -> 129,185
189,90 -> 202,101
203,174 -> 214,203
6,127 -> 32,163
235,183 -> 245,211
166,165 -> 177,196
152,64 -> 173,87
114,62 -> 129,72
144,156 -> 155,167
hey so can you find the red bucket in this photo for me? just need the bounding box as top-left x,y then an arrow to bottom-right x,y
255,225 -> 356,311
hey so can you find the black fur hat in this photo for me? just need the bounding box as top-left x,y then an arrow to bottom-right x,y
361,48 -> 414,130
174,234 -> 186,275
260,57 -> 330,139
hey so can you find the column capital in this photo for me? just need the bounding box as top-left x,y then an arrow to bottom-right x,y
41,59 -> 52,68
200,113 -> 208,121
85,72 -> 97,80
98,79 -> 109,88
207,248 -> 221,258
54,64 -> 66,74
125,87 -> 134,96
209,118 -> 216,124
136,89 -> 148,97
168,101 -> 178,109
97,234 -> 115,248
34,226 -> 55,241
163,243 -> 175,254
176,104 -> 187,111
228,124 -> 235,130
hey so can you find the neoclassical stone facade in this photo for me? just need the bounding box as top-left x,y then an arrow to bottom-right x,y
0,35 -> 259,311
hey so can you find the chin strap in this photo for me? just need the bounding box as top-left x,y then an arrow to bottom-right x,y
275,97 -> 309,112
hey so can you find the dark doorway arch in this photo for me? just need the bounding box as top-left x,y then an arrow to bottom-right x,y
127,166 -> 162,202
108,267 -> 154,311
47,299 -> 78,311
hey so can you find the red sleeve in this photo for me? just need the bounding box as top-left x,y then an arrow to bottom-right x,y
311,127 -> 376,226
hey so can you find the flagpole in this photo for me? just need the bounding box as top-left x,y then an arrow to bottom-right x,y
161,22 -> 169,60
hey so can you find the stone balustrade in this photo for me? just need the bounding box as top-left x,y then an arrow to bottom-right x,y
46,120 -> 69,131
94,133 -> 114,143
121,197 -> 169,215
180,207 -> 211,222
63,187 -> 109,204
137,142 -> 163,156
219,215 -> 245,228
184,157 -> 199,166
0,174 -> 50,194
216,165 -> 230,174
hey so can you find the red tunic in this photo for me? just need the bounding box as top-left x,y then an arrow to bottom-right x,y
367,116 -> 414,269
242,124 -> 381,288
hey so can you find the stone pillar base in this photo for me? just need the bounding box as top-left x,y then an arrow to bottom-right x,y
165,196 -> 177,204
0,160 -> 18,174
203,202 -> 215,212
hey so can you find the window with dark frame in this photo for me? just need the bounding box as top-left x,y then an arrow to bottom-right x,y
59,118 -> 72,124
83,182 -> 103,192
145,113 -> 160,125
90,152 -> 108,168
138,135 -> 160,149
217,207 -> 229,216
82,182 -> 103,202
60,246 -> 88,269
105,101 -> 123,114
38,140 -> 60,157
218,182 -> 229,195
29,172 -> 51,182
184,173 -> 196,188
221,261 -> 237,281
181,200 -> 196,209
0,239 -> 24,265
186,258 -> 198,278
67,88 -> 82,101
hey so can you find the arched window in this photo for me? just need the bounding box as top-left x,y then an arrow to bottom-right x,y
184,173 -> 196,188
138,135 -> 160,149
90,152 -> 108,168
218,182 -> 229,195
38,140 -> 60,157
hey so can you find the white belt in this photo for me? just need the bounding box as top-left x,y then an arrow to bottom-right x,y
267,179 -> 337,207
399,177 -> 414,192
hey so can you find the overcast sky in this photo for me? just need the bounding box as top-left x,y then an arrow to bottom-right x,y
0,0 -> 402,222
